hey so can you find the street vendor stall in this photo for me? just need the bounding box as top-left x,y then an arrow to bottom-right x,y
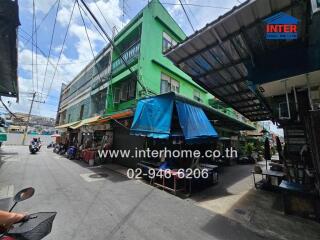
131,93 -> 220,195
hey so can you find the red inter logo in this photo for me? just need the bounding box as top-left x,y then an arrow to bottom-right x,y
266,24 -> 297,33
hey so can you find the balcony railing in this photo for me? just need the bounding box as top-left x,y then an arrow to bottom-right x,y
112,41 -> 140,74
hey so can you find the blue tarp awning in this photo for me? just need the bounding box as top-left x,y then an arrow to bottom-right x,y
176,101 -> 218,143
130,93 -> 218,142
130,94 -> 174,139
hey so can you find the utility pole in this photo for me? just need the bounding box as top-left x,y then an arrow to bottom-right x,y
79,0 -> 148,95
22,92 -> 40,145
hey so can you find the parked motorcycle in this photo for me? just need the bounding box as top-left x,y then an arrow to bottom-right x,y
0,187 -> 57,240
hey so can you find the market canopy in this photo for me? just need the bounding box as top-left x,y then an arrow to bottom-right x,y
55,121 -> 80,129
131,93 -> 246,142
69,116 -> 100,129
166,0 -> 310,121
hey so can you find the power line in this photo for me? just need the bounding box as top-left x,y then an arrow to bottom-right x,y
178,0 -> 195,32
31,0 -> 35,92
45,0 -> 77,102
77,3 -> 110,43
34,0 -> 39,95
160,2 -> 231,10
19,30 -> 59,71
93,0 -> 118,34
41,0 -> 61,102
76,0 -> 104,88
23,0 -> 59,47
0,97 -> 17,118
79,0 -> 148,94
19,60 -> 91,66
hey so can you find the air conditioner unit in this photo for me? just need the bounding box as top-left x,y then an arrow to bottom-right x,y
113,88 -> 121,104
311,0 -> 320,14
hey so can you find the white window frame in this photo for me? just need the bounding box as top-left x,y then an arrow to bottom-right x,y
193,90 -> 202,102
162,32 -> 177,52
160,73 -> 180,94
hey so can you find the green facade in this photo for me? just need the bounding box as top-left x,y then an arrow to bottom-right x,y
59,0 -> 253,128
106,0 -> 211,114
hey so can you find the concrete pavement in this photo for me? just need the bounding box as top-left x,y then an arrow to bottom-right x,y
1,146 -> 320,240
0,146 -> 269,240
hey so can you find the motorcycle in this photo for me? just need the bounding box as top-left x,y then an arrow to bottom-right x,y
29,142 -> 39,154
0,187 -> 56,240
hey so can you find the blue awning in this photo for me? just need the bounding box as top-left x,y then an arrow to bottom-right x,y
130,94 -> 174,139
130,93 -> 219,142
176,101 -> 218,143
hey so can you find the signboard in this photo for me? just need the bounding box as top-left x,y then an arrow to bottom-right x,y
264,12 -> 299,40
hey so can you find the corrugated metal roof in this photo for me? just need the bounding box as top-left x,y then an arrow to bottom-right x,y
166,0 -> 307,121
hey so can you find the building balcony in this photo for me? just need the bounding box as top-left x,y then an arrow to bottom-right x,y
112,41 -> 140,75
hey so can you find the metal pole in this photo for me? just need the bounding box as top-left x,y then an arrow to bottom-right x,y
22,92 -> 36,145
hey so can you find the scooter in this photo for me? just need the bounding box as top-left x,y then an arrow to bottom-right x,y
0,187 -> 56,240
29,142 -> 39,154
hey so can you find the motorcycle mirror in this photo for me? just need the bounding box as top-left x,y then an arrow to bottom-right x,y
14,187 -> 35,202
9,188 -> 35,212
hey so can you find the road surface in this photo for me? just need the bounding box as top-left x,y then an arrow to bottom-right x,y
0,146 -> 267,240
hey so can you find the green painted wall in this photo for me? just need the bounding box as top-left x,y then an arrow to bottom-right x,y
106,0 -> 213,114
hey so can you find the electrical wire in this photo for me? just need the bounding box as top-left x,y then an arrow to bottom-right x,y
33,0 -> 39,96
41,0 -> 61,102
79,0 -> 149,95
31,0 -> 35,92
23,0 -> 60,47
178,0 -> 195,32
160,2 -> 231,10
0,97 -> 17,118
45,0 -> 77,102
93,0 -> 118,33
19,30 -> 58,70
77,3 -> 110,44
76,0 -> 104,87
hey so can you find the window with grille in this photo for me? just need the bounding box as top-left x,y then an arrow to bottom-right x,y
162,32 -> 177,52
160,73 -> 180,94
193,90 -> 202,102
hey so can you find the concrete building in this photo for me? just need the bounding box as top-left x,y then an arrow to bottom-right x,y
56,0 -> 255,166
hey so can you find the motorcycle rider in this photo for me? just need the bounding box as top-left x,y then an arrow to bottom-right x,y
0,210 -> 25,229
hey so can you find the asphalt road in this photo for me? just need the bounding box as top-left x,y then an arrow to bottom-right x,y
0,146 -> 267,240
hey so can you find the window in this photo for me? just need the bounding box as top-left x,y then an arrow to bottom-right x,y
160,73 -> 180,94
193,90 -> 202,102
114,79 -> 137,103
79,105 -> 84,120
162,32 -> 177,52
113,88 -> 121,104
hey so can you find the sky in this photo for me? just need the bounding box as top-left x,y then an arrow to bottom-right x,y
1,0 -> 283,135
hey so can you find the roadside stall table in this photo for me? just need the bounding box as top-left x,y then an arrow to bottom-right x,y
252,169 -> 285,189
152,165 -> 219,196
81,149 -> 96,165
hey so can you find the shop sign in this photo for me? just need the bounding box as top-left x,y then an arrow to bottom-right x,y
264,12 -> 299,40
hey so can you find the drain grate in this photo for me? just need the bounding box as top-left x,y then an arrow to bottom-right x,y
89,173 -> 108,179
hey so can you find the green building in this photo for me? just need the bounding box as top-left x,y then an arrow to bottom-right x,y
57,0 -> 252,125
56,0 -> 254,166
